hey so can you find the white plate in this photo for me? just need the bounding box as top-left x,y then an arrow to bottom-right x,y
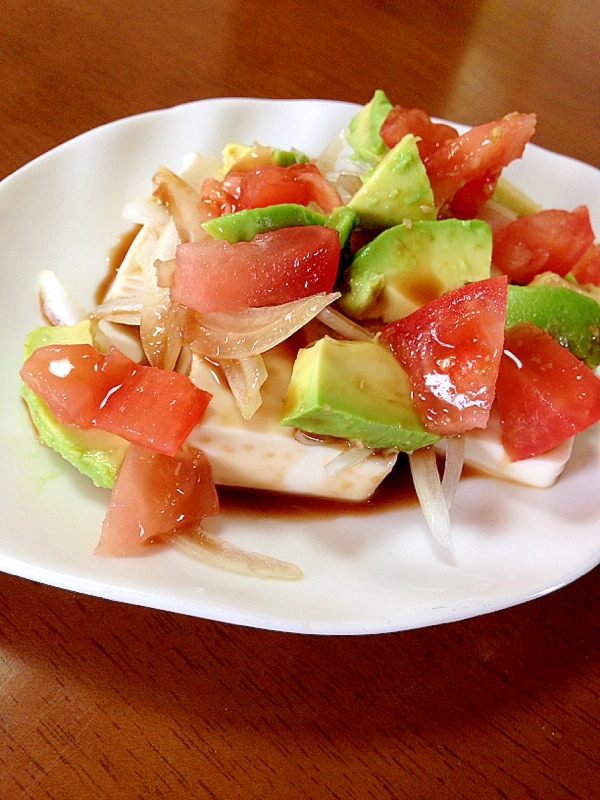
1,97 -> 600,635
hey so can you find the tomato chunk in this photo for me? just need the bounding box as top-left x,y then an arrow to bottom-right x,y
201,163 -> 343,218
380,276 -> 508,435
568,243 -> 600,287
96,445 -> 219,556
380,106 -> 458,161
20,344 -> 212,456
496,322 -> 600,460
172,225 -> 341,313
492,206 -> 595,284
425,112 -> 536,212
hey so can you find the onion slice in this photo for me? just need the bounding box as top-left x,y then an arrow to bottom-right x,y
409,446 -> 454,554
324,445 -> 375,477
220,355 -> 268,419
152,165 -> 210,243
441,435 -> 465,510
37,270 -> 89,326
187,292 -> 341,359
92,295 -> 142,325
317,305 -> 375,341
170,527 -> 303,580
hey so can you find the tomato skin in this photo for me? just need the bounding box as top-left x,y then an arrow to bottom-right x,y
569,243 -> 600,287
492,206 -> 595,284
380,276 -> 508,435
380,106 -> 458,160
173,225 -> 341,313
96,445 -> 219,556
426,112 -> 536,212
20,344 -> 212,456
496,322 -> 600,461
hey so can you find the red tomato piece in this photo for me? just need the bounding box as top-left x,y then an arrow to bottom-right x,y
20,343 -> 107,427
96,347 -> 212,456
21,344 -> 212,456
96,445 -> 219,556
425,112 -> 537,211
379,106 -> 458,161
569,243 -> 600,287
496,322 -> 600,461
200,177 -> 237,218
380,276 -> 508,436
447,168 -> 502,220
235,163 -> 343,214
492,206 -> 595,284
172,225 -> 341,313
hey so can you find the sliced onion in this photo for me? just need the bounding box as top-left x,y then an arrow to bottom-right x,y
139,220 -> 187,370
317,305 -> 375,341
187,292 -> 341,359
170,526 -> 303,580
409,446 -> 454,554
324,445 -> 375,478
220,355 -> 268,419
92,294 -> 142,325
152,165 -> 210,243
441,435 -> 465,510
37,270 -> 89,326
122,196 -> 170,227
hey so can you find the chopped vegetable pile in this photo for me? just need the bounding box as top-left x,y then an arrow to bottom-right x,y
20,91 -> 600,577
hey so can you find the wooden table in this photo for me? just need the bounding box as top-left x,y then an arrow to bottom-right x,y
1,1 -> 599,797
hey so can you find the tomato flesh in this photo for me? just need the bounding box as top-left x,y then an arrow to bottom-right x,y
425,112 -> 536,213
380,276 -> 508,435
380,106 -> 458,161
568,243 -> 600,287
492,205 -> 594,284
496,322 -> 600,460
201,163 -> 342,218
173,225 -> 341,313
20,344 -> 212,456
96,445 -> 219,556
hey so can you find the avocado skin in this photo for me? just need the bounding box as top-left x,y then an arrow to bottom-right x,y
339,218 -> 492,322
280,337 -> 439,452
506,284 -> 600,368
348,134 -> 436,230
347,90 -> 393,167
22,321 -> 129,488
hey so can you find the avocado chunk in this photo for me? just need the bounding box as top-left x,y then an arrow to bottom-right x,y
22,321 -> 129,488
506,284 -> 600,368
347,134 -> 436,229
339,218 -> 492,322
325,205 -> 358,249
346,89 -> 393,167
202,204 -> 328,243
280,337 -> 439,452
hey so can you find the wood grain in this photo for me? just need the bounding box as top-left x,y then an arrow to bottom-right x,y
1,0 -> 600,797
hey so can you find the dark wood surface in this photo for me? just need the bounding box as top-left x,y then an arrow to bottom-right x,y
1,1 -> 599,798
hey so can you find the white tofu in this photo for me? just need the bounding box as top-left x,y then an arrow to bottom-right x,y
435,407 -> 573,488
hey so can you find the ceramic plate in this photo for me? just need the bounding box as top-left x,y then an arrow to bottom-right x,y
1,97 -> 600,635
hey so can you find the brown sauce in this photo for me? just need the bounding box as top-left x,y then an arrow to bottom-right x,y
219,457 -> 479,520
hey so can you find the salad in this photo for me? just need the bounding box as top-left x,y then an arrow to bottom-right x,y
19,91 -> 600,579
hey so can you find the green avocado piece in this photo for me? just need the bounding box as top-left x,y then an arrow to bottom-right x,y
202,204 -> 328,243
347,90 -> 393,167
490,176 -> 542,217
347,134 -> 436,230
280,337 -> 439,452
506,284 -> 600,368
339,218 -> 492,322
325,205 -> 358,249
22,321 -> 129,488
272,148 -> 310,166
